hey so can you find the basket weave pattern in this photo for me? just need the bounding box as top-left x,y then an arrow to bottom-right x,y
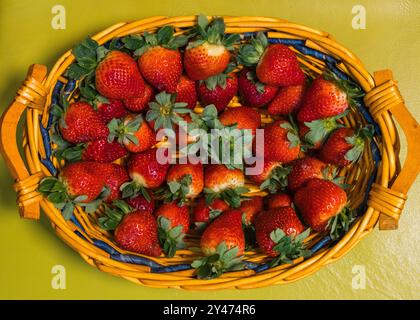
1,16 -> 420,290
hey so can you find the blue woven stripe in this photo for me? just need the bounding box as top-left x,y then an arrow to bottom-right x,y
63,79 -> 76,97
110,253 -> 163,268
52,81 -> 64,106
151,264 -> 192,273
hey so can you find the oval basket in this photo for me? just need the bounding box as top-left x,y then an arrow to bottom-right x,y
1,15 -> 420,290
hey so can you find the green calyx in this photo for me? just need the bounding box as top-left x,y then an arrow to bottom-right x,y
158,216 -> 186,258
322,165 -> 350,189
201,62 -> 236,90
327,207 -> 356,240
280,116 -> 300,148
246,70 -> 266,93
120,181 -> 151,202
54,143 -> 85,163
260,165 -> 291,194
107,115 -> 142,146
269,228 -> 311,267
344,124 -> 374,163
146,91 -> 192,131
188,14 -> 240,50
204,186 -> 249,208
191,242 -> 244,279
78,72 -> 109,107
122,25 -> 189,57
38,177 -> 109,220
156,174 -> 193,206
303,114 -> 345,148
98,200 -> 133,231
67,37 -> 109,80
237,32 -> 268,67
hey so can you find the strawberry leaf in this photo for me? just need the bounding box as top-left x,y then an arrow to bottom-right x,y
158,216 -> 186,258
98,200 -> 133,230
328,207 -> 356,240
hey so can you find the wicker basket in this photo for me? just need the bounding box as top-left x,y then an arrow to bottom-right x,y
1,15 -> 419,290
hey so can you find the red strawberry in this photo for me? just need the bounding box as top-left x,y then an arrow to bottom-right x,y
192,197 -> 229,224
114,210 -> 162,256
255,207 -> 307,259
288,157 -> 327,193
257,119 -> 300,163
238,33 -> 305,86
58,101 -> 109,144
294,178 -> 347,231
165,163 -> 204,202
184,16 -> 238,80
266,193 -> 292,210
95,50 -> 145,99
219,106 -> 261,134
123,84 -> 155,113
197,72 -> 238,113
175,75 -> 197,110
82,139 -> 128,162
238,69 -> 278,108
247,160 -> 281,185
268,84 -> 305,115
122,149 -> 170,200
247,160 -> 290,194
155,202 -> 190,234
318,126 -> 373,167
239,196 -> 263,225
126,194 -> 155,213
96,99 -> 128,123
100,163 -> 130,203
297,72 -> 362,122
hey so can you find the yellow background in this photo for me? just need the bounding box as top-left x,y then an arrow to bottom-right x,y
0,0 -> 419,299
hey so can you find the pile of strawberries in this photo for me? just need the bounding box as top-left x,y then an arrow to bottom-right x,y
39,16 -> 373,279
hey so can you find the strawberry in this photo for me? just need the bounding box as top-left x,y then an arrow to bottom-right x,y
114,210 -> 162,256
192,209 -> 245,279
96,99 -> 128,123
297,72 -> 363,122
155,202 -> 190,257
126,194 -> 155,213
162,163 -> 204,203
55,101 -> 109,144
318,126 -> 373,167
95,50 -> 145,99
197,72 -> 238,113
175,75 -> 197,110
204,165 -> 248,208
248,160 -> 291,194
122,148 -> 170,201
239,196 -> 263,226
255,207 -> 309,265
287,157 -> 327,193
184,15 -> 240,80
268,84 -> 305,115
192,197 -> 229,225
257,119 -> 300,163
294,178 -> 347,231
38,161 -> 109,219
123,84 -> 155,113
219,106 -> 261,135
266,193 -> 292,210
108,114 -> 156,153
96,163 -> 129,203
238,32 -> 305,86
134,26 -> 187,92
238,69 -> 278,108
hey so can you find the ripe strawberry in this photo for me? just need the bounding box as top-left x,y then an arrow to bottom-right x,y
204,165 -> 248,208
268,84 -> 305,115
197,72 -> 238,113
239,196 -> 263,225
297,72 -> 363,122
123,84 -> 155,113
294,178 -> 347,231
100,163 -> 130,203
287,157 -> 327,193
238,69 -> 278,108
96,99 -> 128,123
248,160 -> 290,194
122,148 -> 170,200
107,114 -> 156,153
155,202 -> 190,257
38,161 -> 109,219
95,50 -> 145,99
266,193 -> 292,210
175,75 -> 197,109
257,119 -> 300,163
219,106 -> 261,134
192,210 -> 245,279
114,210 -> 162,256
163,163 -> 204,203
184,15 -> 239,80
318,126 -> 373,167
126,194 -> 155,213
238,32 -> 305,86
255,207 -> 308,262
57,101 -> 109,144
192,197 -> 229,225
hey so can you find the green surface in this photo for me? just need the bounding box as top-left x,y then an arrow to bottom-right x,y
0,0 -> 419,300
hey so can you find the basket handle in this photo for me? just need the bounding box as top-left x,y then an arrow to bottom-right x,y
0,64 -> 48,220
368,70 -> 420,230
